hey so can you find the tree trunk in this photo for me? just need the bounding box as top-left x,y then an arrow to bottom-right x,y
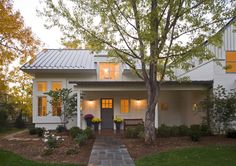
144,81 -> 160,144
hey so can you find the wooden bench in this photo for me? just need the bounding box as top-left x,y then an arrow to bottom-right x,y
123,119 -> 144,130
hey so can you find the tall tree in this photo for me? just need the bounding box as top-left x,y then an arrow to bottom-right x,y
0,0 -> 39,118
40,0 -> 236,144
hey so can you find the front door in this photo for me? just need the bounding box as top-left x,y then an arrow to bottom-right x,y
101,98 -> 114,129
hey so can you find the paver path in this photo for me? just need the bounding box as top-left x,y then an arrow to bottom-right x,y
88,136 -> 135,166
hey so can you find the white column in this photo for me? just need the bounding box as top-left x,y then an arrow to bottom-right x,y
155,103 -> 159,128
77,90 -> 81,128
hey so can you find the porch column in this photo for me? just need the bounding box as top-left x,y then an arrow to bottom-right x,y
155,103 -> 159,128
77,90 -> 81,128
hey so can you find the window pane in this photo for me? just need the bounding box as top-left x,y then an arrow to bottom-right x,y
99,63 -> 120,80
38,97 -> 47,116
37,82 -> 47,92
120,99 -> 129,113
102,99 -> 113,108
226,51 -> 236,61
52,100 -> 62,116
52,81 -> 62,91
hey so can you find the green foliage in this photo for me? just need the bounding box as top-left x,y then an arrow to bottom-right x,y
14,112 -> 25,129
74,133 -> 88,146
189,125 -> 202,142
45,88 -> 77,127
200,124 -> 212,136
47,135 -> 58,149
125,125 -> 144,138
56,125 -> 67,133
178,125 -> 190,136
200,86 -> 236,134
42,148 -> 54,156
157,124 -> 172,137
69,127 -> 83,139
226,129 -> 236,138
29,127 -> 44,137
84,127 -> 94,139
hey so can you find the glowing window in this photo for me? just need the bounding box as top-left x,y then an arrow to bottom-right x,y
37,82 -> 47,92
52,81 -> 62,91
226,51 -> 236,73
101,99 -> 113,109
99,63 -> 120,80
38,97 -> 47,116
52,100 -> 62,116
120,99 -> 129,113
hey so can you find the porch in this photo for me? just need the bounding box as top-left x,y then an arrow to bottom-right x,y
71,81 -> 212,130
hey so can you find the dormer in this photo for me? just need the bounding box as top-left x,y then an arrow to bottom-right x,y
94,52 -> 122,81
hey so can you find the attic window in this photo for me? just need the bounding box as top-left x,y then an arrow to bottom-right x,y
99,63 -> 120,80
226,51 -> 236,73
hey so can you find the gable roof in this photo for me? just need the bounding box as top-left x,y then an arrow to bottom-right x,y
21,49 -> 108,70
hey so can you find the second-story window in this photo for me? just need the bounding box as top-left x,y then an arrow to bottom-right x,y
99,63 -> 120,80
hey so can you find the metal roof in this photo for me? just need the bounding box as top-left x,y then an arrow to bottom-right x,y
21,49 -> 105,70
21,49 -> 142,71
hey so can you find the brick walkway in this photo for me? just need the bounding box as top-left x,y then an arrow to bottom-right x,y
88,136 -> 135,166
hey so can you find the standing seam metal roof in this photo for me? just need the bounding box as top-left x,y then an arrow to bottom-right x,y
21,49 -> 98,70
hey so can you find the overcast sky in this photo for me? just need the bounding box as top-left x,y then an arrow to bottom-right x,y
13,0 -> 63,48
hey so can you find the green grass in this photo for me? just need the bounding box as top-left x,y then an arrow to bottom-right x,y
136,145 -> 236,166
0,150 -> 83,166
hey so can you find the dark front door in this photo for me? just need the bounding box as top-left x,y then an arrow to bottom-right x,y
101,98 -> 114,129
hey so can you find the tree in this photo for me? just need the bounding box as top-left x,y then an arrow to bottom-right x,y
40,0 -> 236,143
45,88 -> 77,128
0,0 -> 39,120
200,86 -> 236,134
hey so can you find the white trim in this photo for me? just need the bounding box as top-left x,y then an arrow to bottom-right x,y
77,90 -> 81,128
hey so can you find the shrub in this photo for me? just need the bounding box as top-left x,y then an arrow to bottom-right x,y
84,127 -> 94,139
178,125 -> 190,136
170,126 -> 180,136
47,135 -> 58,149
75,133 -> 88,146
14,112 -> 25,129
29,127 -> 37,135
124,125 -> 144,138
66,147 -> 79,155
157,124 -> 171,137
200,124 -> 212,136
190,124 -> 202,141
56,125 -> 67,133
226,129 -> 236,138
36,128 -> 44,137
69,127 -> 83,138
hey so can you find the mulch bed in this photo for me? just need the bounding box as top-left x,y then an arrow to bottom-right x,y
0,131 -> 94,165
123,136 -> 236,160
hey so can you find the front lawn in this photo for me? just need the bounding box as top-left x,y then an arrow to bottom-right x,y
136,145 -> 236,166
0,150 -> 82,166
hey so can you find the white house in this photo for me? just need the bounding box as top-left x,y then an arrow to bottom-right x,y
21,19 -> 236,130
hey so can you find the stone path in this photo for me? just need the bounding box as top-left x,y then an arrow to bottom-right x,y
2,129 -> 40,141
88,136 -> 135,166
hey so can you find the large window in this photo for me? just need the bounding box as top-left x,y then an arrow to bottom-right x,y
120,99 -> 129,113
52,81 -> 62,91
37,82 -> 47,92
99,63 -> 120,80
38,97 -> 47,116
226,51 -> 236,73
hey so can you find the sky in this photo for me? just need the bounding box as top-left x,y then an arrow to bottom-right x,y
13,0 -> 63,48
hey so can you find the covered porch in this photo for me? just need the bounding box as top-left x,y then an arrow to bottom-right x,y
70,81 -> 212,130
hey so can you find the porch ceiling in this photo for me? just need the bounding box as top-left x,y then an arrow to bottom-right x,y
69,80 -> 213,91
